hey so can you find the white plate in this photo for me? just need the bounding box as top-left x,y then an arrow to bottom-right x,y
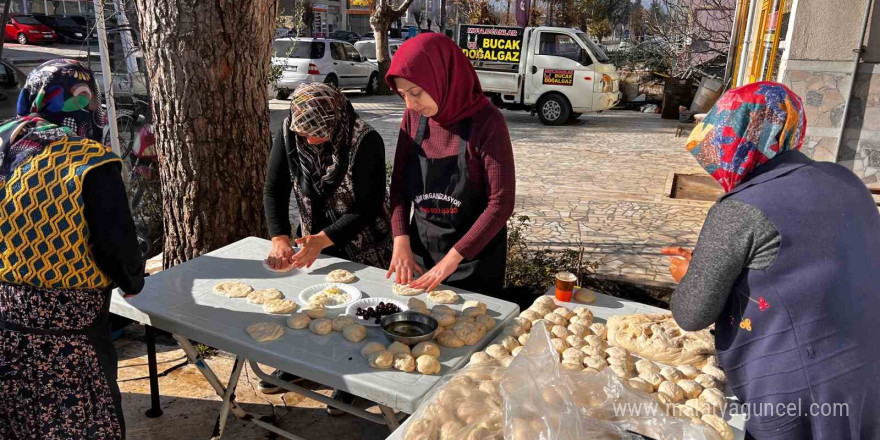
345,298 -> 409,327
298,283 -> 362,316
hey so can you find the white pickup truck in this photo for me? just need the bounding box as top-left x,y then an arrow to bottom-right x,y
457,25 -> 621,125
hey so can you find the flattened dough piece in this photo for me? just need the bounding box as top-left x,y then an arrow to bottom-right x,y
263,298 -> 297,314
392,283 -> 424,296
247,288 -> 284,304
326,269 -> 357,284
427,290 -> 459,304
214,281 -> 253,298
247,322 -> 284,342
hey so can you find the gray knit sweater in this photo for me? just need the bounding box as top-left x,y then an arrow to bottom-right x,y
671,199 -> 781,331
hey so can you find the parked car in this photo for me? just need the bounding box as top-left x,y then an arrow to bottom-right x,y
270,37 -> 379,99
353,38 -> 403,63
0,59 -> 26,120
328,30 -> 360,44
275,27 -> 293,38
5,14 -> 57,45
33,15 -> 95,44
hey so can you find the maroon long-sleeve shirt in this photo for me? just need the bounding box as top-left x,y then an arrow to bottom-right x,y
390,105 -> 516,260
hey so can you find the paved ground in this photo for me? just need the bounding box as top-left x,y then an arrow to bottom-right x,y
272,94 -> 714,287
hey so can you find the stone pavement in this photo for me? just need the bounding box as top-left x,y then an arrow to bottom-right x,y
272,95 -> 714,287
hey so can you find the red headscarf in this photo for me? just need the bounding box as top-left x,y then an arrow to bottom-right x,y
385,33 -> 489,126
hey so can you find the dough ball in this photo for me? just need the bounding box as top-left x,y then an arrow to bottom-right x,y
701,365 -> 727,384
584,356 -> 608,370
453,321 -> 485,346
566,335 -> 588,349
500,335 -> 520,353
474,314 -> 495,331
416,355 -> 441,374
369,350 -> 394,369
562,347 -> 586,363
432,311 -> 456,327
609,365 -> 632,379
427,290 -> 459,304
550,338 -> 568,354
583,367 -> 600,374
393,353 -> 416,372
543,313 -> 567,326
553,307 -> 574,320
247,288 -> 284,304
701,414 -> 734,440
700,388 -> 727,412
694,373 -> 719,390
387,341 -> 411,356
463,299 -> 487,312
581,345 -> 604,357
678,379 -> 704,400
407,297 -> 427,309
635,359 -> 660,376
607,356 -> 632,371
677,365 -> 701,379
575,288 -> 596,304
550,324 -> 571,339
412,341 -> 440,358
285,312 -> 311,330
628,377 -> 654,394
469,351 -> 492,365
705,355 -> 720,367
511,346 -> 523,357
326,269 -> 356,283
263,298 -> 297,314
485,344 -> 509,360
561,360 -> 583,371
392,283 -> 424,296
455,316 -> 476,325
246,322 -> 284,342
432,305 -> 455,316
303,306 -> 326,319
437,330 -> 465,348
590,323 -> 607,340
658,381 -> 685,403
567,323 -> 589,338
519,310 -> 543,322
331,315 -> 355,332
462,307 -> 484,318
308,318 -> 332,335
605,346 -> 629,359
530,303 -> 555,316
511,317 -> 532,332
660,366 -> 684,383
361,342 -> 385,358
573,306 -> 594,320
533,295 -> 556,308
639,372 -> 663,390
584,335 -> 605,348
411,306 -> 430,316
213,281 -> 253,298
517,333 -> 531,346
342,323 -> 366,343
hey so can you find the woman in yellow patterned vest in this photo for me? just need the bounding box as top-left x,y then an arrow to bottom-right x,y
0,59 -> 144,439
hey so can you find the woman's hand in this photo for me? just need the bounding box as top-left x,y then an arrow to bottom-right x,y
386,236 -> 424,285
291,232 -> 333,269
661,247 -> 693,283
410,248 -> 463,292
267,235 -> 296,270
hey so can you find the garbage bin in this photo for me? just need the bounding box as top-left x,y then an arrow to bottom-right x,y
661,77 -> 695,119
690,77 -> 725,113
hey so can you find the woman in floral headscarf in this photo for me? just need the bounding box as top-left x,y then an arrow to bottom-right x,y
664,82 -> 880,439
0,59 -> 144,438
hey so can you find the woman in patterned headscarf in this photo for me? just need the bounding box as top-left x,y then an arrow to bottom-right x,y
0,59 -> 144,438
663,82 -> 880,439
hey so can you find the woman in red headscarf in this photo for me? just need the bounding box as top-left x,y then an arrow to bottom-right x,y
385,33 -> 515,298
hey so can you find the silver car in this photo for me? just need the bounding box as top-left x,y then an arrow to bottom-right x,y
270,37 -> 379,99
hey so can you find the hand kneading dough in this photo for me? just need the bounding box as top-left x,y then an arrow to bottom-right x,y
263,298 -> 297,314
369,350 -> 394,369
427,290 -> 459,304
387,341 -> 411,356
308,318 -> 332,335
286,312 -> 311,330
658,381 -> 685,403
214,281 -> 253,298
412,341 -> 440,358
247,322 -> 284,342
342,323 -> 366,342
416,355 -> 441,374
701,414 -> 734,440
361,342 -> 386,358
326,269 -> 356,283
474,314 -> 495,331
437,330 -> 465,348
469,351 -> 492,365
392,283 -> 424,296
302,306 -> 326,319
393,353 -> 416,372
331,315 -> 355,332
247,288 -> 284,304
628,377 -> 654,394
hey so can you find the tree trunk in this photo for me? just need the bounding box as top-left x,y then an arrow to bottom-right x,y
371,0 -> 416,94
439,0 -> 446,32
134,0 -> 275,268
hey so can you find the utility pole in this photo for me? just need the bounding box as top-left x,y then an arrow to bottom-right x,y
0,0 -> 11,61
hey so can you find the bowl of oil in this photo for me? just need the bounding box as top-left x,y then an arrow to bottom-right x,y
380,311 -> 439,346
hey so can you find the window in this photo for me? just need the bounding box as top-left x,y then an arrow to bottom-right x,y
13,16 -> 41,25
575,32 -> 609,63
539,33 -> 588,65
344,44 -> 362,62
272,41 -> 324,59
330,42 -> 347,60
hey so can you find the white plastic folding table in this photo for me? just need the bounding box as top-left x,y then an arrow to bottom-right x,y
110,237 -> 520,439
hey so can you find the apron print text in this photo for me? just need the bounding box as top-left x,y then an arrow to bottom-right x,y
415,192 -> 462,215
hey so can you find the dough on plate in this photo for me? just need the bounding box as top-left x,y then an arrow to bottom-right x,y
247,288 -> 284,304
302,306 -> 326,319
605,346 -> 629,359
342,323 -> 366,342
474,314 -> 495,331
609,365 -> 632,379
392,283 -> 424,296
700,388 -> 727,412
387,341 -> 411,356
332,315 -> 355,332
246,322 -> 284,342
427,290 -> 459,304
561,360 -> 583,371
286,312 -> 311,330
417,355 -> 441,374
369,350 -> 394,369
308,318 -> 332,335
607,356 -> 632,371
412,341 -> 440,358
361,342 -> 385,358
213,281 -> 253,298
263,298 -> 297,314
393,353 -> 416,372
553,307 -> 574,320
326,269 -> 356,284
437,330 -> 465,348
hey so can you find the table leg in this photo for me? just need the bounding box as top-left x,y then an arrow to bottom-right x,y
379,405 -> 401,432
144,325 -> 163,418
215,356 -> 244,439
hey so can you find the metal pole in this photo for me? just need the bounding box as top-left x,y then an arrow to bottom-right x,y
112,0 -> 138,76
93,0 -> 121,157
832,0 -> 873,163
735,0 -> 759,87
62,0 -> 66,14
723,0 -> 743,87
144,325 -> 163,418
0,0 -> 12,61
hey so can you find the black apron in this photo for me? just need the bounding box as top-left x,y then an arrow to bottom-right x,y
406,116 -> 507,298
